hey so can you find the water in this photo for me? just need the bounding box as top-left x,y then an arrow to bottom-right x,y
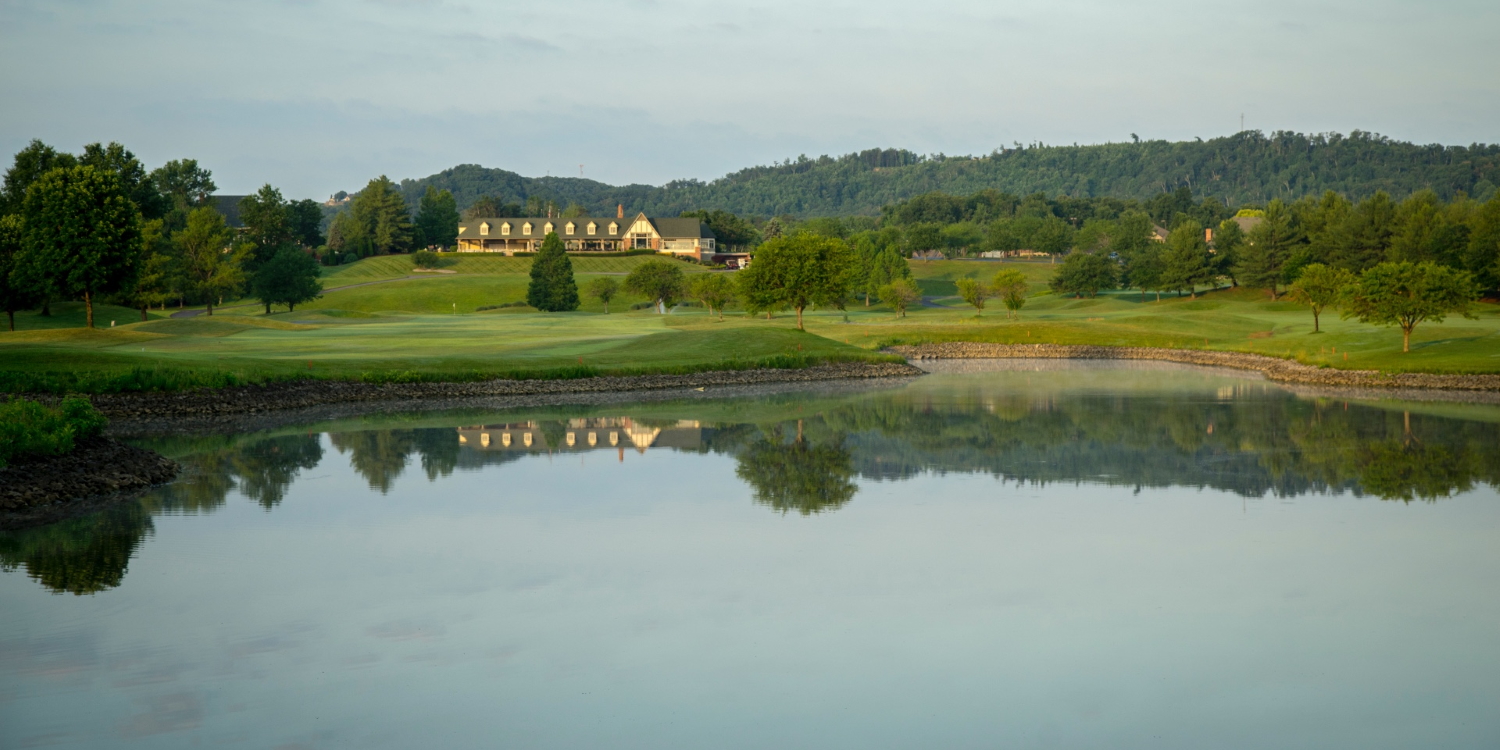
3,361 -> 1499,749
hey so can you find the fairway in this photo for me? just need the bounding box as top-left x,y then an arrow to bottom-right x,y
3,255 -> 1499,393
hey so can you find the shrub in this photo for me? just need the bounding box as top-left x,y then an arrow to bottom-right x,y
412,249 -> 440,269
0,397 -> 107,468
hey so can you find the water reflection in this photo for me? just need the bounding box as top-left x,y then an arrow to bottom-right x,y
4,370 -> 1499,596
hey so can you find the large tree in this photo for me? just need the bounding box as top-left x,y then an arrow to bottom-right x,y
286,199 -> 326,248
1049,251 -> 1117,298
252,246 -> 324,313
115,219 -> 179,321
415,186 -> 460,249
735,233 -> 852,329
1236,199 -> 1303,298
680,209 -> 758,249
624,259 -> 686,313
526,232 -> 579,311
80,142 -> 167,220
1342,261 -> 1478,352
238,184 -> 292,266
1,140 -> 77,216
176,206 -> 249,316
1159,219 -> 1214,298
0,214 -> 41,330
348,176 -> 413,255
150,159 -> 216,212
19,165 -> 143,328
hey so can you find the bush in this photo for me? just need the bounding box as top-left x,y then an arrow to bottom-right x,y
412,249 -> 440,269
0,397 -> 107,468
475,301 -> 532,311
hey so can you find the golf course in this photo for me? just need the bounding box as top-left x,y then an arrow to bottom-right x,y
3,254 -> 1499,394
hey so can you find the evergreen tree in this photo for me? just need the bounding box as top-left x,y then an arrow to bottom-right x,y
526,232 -> 578,311
348,176 -> 413,256
1160,220 -> 1214,297
416,186 -> 460,249
1236,199 -> 1302,298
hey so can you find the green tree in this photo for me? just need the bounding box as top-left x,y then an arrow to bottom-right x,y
238,184 -> 292,266
286,199 -> 325,247
1,139 -> 77,216
878,278 -> 921,317
416,186 -> 460,249
19,165 -> 143,328
1342,261 -> 1479,352
115,219 -> 179,321
954,277 -> 993,315
79,142 -> 167,220
736,233 -> 852,329
252,246 -> 324,313
1236,199 -> 1303,298
1049,252 -> 1117,298
526,232 -> 579,311
584,276 -> 621,313
1287,263 -> 1354,333
177,206 -> 248,315
624,259 -> 686,313
1160,219 -> 1214,297
690,273 -> 736,321
992,268 -> 1029,319
680,209 -> 759,249
0,214 -> 41,330
150,158 -> 216,218
1213,217 -> 1246,285
348,176 -> 414,255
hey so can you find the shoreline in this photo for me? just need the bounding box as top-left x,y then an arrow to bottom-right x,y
63,361 -> 925,422
0,437 -> 180,530
884,343 -> 1500,392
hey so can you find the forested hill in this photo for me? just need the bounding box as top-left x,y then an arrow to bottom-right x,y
399,131 -> 1500,218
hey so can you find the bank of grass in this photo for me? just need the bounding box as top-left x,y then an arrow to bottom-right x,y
322,252 -> 709,284
0,318 -> 898,394
0,397 -> 107,467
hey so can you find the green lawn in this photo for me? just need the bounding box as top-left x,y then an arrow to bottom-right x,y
3,256 -> 1498,393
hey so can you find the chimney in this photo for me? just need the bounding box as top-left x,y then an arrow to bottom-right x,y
1205,227 -> 1214,243
617,204 -> 624,219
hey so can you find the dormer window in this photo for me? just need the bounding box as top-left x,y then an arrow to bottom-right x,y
608,222 -> 618,234
544,222 -> 554,234
522,222 -> 532,236
500,222 -> 510,236
565,222 -> 575,235
479,222 -> 489,236
587,222 -> 597,235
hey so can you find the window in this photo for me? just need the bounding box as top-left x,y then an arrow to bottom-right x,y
565,222 -> 575,235
522,222 -> 532,236
479,222 -> 489,236
608,222 -> 618,234
544,222 -> 554,234
587,222 -> 597,235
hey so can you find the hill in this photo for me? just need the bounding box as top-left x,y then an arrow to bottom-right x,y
400,131 -> 1500,218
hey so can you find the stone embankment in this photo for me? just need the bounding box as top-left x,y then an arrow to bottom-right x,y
0,437 -> 179,529
886,343 -> 1500,391
76,362 -> 924,421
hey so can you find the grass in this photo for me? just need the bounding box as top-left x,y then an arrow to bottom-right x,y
2,256 -> 1498,393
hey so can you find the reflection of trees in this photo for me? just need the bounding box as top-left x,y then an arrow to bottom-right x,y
232,435 -> 324,508
735,426 -> 858,515
0,502 -> 154,595
329,428 -> 462,492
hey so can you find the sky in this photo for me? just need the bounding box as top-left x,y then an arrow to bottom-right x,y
2,0 -> 1497,199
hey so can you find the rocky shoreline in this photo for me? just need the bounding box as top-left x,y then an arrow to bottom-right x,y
884,343 -> 1500,391
66,361 -> 925,422
0,437 -> 180,529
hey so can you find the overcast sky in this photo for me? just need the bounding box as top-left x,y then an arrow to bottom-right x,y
2,0 -> 1496,198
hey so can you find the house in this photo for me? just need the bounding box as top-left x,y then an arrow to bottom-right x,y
1230,215 -> 1264,234
1152,225 -> 1171,242
455,210 -> 716,259
911,249 -> 946,261
455,418 -> 706,455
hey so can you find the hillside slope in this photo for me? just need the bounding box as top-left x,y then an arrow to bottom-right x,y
400,131 -> 1500,219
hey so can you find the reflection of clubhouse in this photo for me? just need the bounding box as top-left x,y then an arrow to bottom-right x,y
457,419 -> 706,454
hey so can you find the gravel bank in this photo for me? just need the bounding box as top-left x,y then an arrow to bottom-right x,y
886,343 -> 1500,391
69,362 -> 924,422
0,437 -> 179,529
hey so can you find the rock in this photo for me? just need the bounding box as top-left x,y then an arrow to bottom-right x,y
0,437 -> 180,529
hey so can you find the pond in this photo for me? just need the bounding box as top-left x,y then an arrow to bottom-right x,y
4,361 -> 1499,749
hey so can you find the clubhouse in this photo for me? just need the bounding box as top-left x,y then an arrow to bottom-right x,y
456,210 -> 717,259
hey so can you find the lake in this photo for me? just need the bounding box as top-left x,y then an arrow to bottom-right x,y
3,360 -> 1499,749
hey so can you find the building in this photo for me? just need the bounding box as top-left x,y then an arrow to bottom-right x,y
455,418 -> 707,455
455,210 -> 716,259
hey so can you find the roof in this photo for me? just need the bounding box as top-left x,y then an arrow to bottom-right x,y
456,215 -> 713,240
1231,215 -> 1264,233
210,195 -> 247,228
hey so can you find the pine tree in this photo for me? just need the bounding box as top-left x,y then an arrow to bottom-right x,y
527,232 -> 578,311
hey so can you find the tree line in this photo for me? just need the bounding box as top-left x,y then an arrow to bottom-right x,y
397,131 -> 1500,219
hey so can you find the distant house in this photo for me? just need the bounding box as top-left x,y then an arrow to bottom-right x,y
911,249 -> 946,261
1230,215 -> 1264,234
456,211 -> 716,259
209,195 -> 248,228
1152,225 -> 1171,242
